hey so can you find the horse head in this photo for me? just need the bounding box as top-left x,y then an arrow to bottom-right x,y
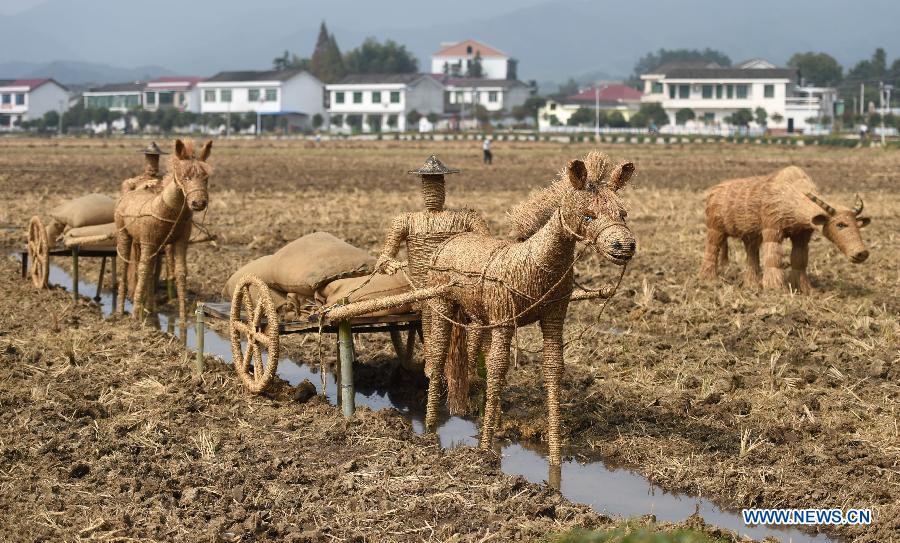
172,138 -> 213,211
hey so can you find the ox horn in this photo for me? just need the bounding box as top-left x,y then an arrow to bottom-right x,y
806,192 -> 837,216
852,193 -> 864,216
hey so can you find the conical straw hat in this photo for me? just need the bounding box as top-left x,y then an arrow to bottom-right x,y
137,141 -> 168,155
408,155 -> 460,176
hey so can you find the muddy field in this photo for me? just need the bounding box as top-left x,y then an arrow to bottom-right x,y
1,137 -> 898,542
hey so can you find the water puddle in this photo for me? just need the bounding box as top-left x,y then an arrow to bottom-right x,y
20,255 -> 834,543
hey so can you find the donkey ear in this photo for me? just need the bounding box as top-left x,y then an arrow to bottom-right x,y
199,140 -> 213,162
566,159 -> 587,189
174,139 -> 189,160
609,162 -> 634,192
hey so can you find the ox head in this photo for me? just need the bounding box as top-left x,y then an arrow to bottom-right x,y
561,155 -> 636,265
806,193 -> 871,263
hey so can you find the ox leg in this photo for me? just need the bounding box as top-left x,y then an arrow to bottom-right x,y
698,227 -> 726,280
115,230 -> 131,315
132,242 -> 158,320
540,316 -> 566,466
742,235 -> 762,288
424,299 -> 454,432
173,239 -> 189,338
761,228 -> 785,290
789,231 -> 813,294
480,326 -> 513,452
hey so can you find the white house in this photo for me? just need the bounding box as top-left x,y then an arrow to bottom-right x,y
431,39 -> 515,80
538,83 -> 643,130
83,82 -> 145,112
326,73 -> 444,132
438,76 -> 531,114
641,59 -> 812,131
143,77 -> 204,113
0,78 -> 69,129
197,69 -> 325,130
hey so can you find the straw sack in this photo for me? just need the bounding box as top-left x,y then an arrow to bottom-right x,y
63,222 -> 118,247
50,194 -> 116,228
268,232 -> 374,296
316,273 -> 412,316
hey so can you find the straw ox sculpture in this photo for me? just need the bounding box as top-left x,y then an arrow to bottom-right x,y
423,151 -> 636,466
699,166 -> 870,293
114,139 -> 213,323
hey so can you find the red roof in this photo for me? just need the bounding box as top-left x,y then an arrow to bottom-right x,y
0,78 -> 65,91
434,39 -> 507,58
566,84 -> 642,103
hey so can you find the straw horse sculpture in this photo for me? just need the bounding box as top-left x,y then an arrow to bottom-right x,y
114,139 -> 213,324
424,151 -> 636,466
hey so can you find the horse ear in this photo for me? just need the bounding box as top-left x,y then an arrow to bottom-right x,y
566,159 -> 587,189
609,162 -> 634,192
199,140 -> 213,162
174,139 -> 189,160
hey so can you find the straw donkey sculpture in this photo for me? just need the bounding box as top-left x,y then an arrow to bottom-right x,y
699,166 -> 870,293
423,151 -> 636,466
114,139 -> 213,324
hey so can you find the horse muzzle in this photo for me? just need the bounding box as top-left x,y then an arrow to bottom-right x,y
591,223 -> 635,265
189,199 -> 208,211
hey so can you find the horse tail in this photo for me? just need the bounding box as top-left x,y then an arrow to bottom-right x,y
445,309 -> 470,416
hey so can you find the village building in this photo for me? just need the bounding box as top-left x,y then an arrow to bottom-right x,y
83,82 -> 145,112
197,69 -> 325,130
0,78 -> 69,129
431,39 -> 516,80
143,77 -> 205,113
326,73 -> 444,132
537,83 -> 643,130
438,76 -> 531,115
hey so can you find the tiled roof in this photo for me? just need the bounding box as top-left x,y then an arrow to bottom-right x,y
434,39 -> 507,58
0,78 -> 66,91
334,73 -> 425,85
646,61 -> 796,80
565,84 -> 643,103
147,76 -> 205,89
434,75 -> 527,88
203,69 -> 306,83
86,81 -> 145,93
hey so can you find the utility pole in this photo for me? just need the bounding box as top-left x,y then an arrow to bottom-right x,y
880,81 -> 885,146
860,83 -> 864,116
58,100 -> 64,135
594,85 -> 600,140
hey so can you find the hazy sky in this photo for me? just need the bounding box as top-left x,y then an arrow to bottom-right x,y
0,0 -> 44,15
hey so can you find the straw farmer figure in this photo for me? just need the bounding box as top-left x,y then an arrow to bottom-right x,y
121,142 -> 167,193
115,139 -> 213,325
376,155 -> 490,411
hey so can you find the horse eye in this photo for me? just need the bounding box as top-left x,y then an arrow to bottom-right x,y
619,210 -> 628,221
837,223 -> 847,229
583,215 -> 594,223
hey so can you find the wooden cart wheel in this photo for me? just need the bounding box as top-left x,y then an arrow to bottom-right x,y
27,216 -> 49,289
230,274 -> 280,393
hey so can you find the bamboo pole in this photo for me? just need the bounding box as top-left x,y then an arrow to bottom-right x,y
111,255 -> 118,311
94,256 -> 106,302
322,283 -> 452,322
72,247 -> 79,300
194,303 -> 206,373
337,298 -> 355,418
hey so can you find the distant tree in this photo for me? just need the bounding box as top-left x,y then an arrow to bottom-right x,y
310,22 -> 346,83
607,111 -> 627,128
632,48 -> 731,79
472,105 -> 491,126
771,112 -> 784,125
343,38 -> 418,74
386,114 -> 398,129
841,48 -> 890,105
548,115 -> 561,126
566,107 -> 594,126
675,108 -> 695,125
630,102 -> 669,127
345,114 -> 362,132
787,52 -> 843,86
312,113 -> 324,129
42,110 -> 60,131
754,107 -> 768,127
725,108 -> 753,126
467,52 -> 484,78
426,112 -> 439,125
273,50 -> 292,71
511,105 -> 529,121
521,96 -> 546,124
366,114 -> 382,132
407,109 -> 422,126
330,114 -> 343,127
555,78 -> 579,99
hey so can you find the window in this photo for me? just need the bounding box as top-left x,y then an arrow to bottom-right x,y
488,91 -> 498,103
702,85 -> 713,99
726,85 -> 733,99
248,89 -> 260,102
390,91 -> 400,103
678,85 -> 690,99
146,92 -> 156,105
335,91 -> 345,104
353,91 -> 362,103
549,102 -> 557,110
1,94 -> 10,104
159,91 -> 174,105
668,85 -> 676,99
15,93 -> 25,105
204,90 -> 216,102
265,88 -> 277,101
764,84 -> 775,98
716,85 -> 723,99
372,91 -> 381,103
220,89 -> 232,102
455,91 -> 463,103
703,112 -> 715,123
651,82 -> 663,94
736,84 -> 749,99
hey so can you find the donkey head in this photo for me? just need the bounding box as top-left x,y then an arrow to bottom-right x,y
561,153 -> 636,265
807,193 -> 870,263
172,139 -> 213,211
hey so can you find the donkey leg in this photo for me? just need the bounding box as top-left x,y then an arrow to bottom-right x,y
115,230 -> 131,315
540,317 -> 566,466
789,231 -> 813,294
698,227 -> 725,280
742,235 -> 762,288
761,228 -> 785,291
424,299 -> 454,432
173,239 -> 189,327
480,326 -> 513,452
132,243 -> 158,320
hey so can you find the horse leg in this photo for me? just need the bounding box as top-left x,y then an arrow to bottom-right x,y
115,229 -> 131,315
480,326 -> 513,452
742,235 -> 762,288
540,315 -> 565,466
132,242 -> 158,320
761,228 -> 785,291
424,299 -> 454,432
698,227 -> 725,280
173,238 -> 189,330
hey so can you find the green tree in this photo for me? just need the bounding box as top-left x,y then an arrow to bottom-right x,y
754,107 -> 768,126
366,114 -> 382,132
555,78 -> 579,99
787,52 -> 843,86
472,105 -> 490,127
632,48 -> 731,79
273,50 -> 292,71
310,22 -> 346,83
42,110 -> 60,131
330,114 -> 343,127
345,114 -> 362,132
630,102 -> 669,128
607,111 -> 627,128
426,112 -> 439,125
771,112 -> 784,125
725,108 -> 753,126
566,107 -> 594,126
467,52 -> 484,78
675,108 -> 695,125
312,113 -> 324,129
407,109 -> 422,126
343,38 -> 418,74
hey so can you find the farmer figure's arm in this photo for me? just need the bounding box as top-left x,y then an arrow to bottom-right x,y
376,214 -> 410,275
467,210 -> 490,236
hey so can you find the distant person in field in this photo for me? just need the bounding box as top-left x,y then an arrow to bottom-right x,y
859,123 -> 868,144
482,136 -> 492,164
